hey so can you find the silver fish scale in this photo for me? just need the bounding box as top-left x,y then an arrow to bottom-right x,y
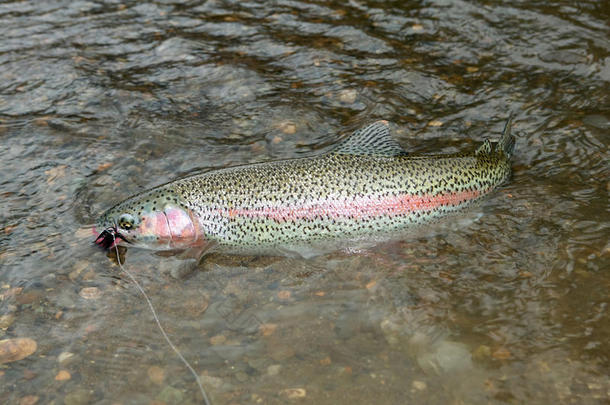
157,151 -> 511,248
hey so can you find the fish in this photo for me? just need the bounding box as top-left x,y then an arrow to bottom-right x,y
94,116 -> 515,258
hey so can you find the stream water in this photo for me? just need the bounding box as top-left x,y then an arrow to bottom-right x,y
1,0 -> 608,404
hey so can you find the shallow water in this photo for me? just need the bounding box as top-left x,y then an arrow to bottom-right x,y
1,0 -> 609,404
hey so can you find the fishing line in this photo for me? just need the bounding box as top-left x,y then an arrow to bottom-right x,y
110,232 -> 211,405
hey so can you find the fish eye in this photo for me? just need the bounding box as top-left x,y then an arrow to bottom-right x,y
118,213 -> 135,230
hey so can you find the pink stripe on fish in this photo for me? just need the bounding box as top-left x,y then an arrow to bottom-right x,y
222,189 -> 485,222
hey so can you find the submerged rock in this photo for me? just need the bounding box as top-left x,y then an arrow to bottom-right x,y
0,314 -> 15,330
19,396 -> 39,405
0,338 -> 37,364
147,365 -> 165,385
266,364 -> 281,376
199,374 -> 224,390
58,351 -> 75,365
157,385 -> 184,404
417,341 -> 473,375
55,370 -> 71,381
412,380 -> 427,391
280,388 -> 307,400
63,389 -> 92,405
79,287 -> 102,300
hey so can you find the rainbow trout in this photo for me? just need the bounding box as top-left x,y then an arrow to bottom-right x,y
95,117 -> 515,256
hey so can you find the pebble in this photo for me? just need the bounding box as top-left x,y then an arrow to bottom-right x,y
277,290 -> 291,300
183,295 -> 209,317
412,380 -> 427,391
210,334 -> 227,345
68,270 -> 82,281
69,261 -> 88,280
44,165 -> 67,184
147,365 -> 165,385
79,287 -> 102,300
2,286 -> 22,297
278,121 -> 297,135
0,314 -> 15,329
428,120 -> 443,127
280,388 -> 306,400
54,293 -> 77,310
34,116 -> 51,126
235,371 -> 249,382
200,374 -> 223,389
247,357 -> 267,370
0,338 -> 37,364
41,273 -> 56,287
409,331 -> 435,352
16,291 -> 40,305
74,228 -> 93,240
339,366 -> 352,375
472,345 -> 491,361
338,89 -> 357,104
19,396 -> 39,405
3,224 -> 16,234
157,385 -> 184,404
417,341 -> 472,375
269,344 -> 295,362
267,364 -> 281,376
259,323 -> 277,336
55,370 -> 71,381
379,318 -> 402,346
96,162 -> 113,172
58,351 -> 75,364
63,389 -> 91,405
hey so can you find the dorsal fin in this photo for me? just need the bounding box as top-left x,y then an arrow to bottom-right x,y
475,139 -> 492,155
332,120 -> 407,156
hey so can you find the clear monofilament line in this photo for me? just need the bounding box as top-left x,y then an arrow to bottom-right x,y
112,236 -> 211,405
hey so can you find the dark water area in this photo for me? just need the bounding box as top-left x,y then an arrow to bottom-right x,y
1,0 -> 609,404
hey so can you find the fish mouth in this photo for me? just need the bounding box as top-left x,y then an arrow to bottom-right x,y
94,226 -> 130,250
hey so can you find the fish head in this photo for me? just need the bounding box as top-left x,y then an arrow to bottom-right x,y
94,188 -> 203,250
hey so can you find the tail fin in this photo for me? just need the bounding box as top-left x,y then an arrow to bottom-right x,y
496,114 -> 515,158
